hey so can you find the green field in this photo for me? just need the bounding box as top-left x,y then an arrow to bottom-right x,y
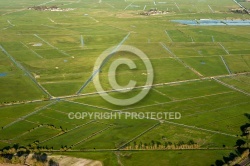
0,0 -> 250,165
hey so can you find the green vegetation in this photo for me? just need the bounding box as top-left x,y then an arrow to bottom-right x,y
0,0 -> 249,165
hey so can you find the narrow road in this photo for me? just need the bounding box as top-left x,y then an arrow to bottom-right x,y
0,72 -> 249,108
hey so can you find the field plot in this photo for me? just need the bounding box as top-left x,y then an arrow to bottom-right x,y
240,2 -> 250,9
41,121 -> 109,149
224,55 -> 250,73
134,123 -> 237,148
0,50 -> 46,102
218,74 -> 250,92
168,43 -> 227,57
75,119 -> 158,149
0,0 -> 250,165
11,127 -> 60,146
120,150 -> 234,166
0,102 -> 50,128
180,56 -> 229,76
0,120 -> 38,140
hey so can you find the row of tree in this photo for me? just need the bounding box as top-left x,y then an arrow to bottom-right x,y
124,140 -> 198,150
0,96 -> 50,106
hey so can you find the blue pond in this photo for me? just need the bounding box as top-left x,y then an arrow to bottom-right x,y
0,73 -> 7,77
171,20 -> 250,26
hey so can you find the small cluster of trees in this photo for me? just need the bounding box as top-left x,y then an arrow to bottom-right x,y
230,8 -> 248,14
44,124 -> 66,132
240,118 -> 250,140
60,145 -> 71,151
213,114 -> 250,166
26,124 -> 66,136
0,144 -> 58,166
218,149 -> 249,166
0,142 -> 53,155
240,142 -> 250,149
28,6 -> 58,11
139,8 -> 169,16
0,100 -> 26,106
243,126 -> 250,139
124,140 -> 198,150
0,155 -> 26,165
0,95 -> 49,106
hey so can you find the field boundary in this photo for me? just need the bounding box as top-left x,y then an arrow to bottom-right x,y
175,3 -> 181,12
73,125 -> 113,148
121,91 -> 235,111
20,42 -> 44,58
163,120 -> 237,138
160,42 -> 203,77
0,44 -> 52,98
40,120 -> 96,144
2,101 -> 57,129
76,32 -> 131,95
213,78 -> 250,96
0,72 -> 249,108
220,56 -> 232,74
164,31 -> 173,42
124,2 -> 134,10
34,34 -> 70,57
208,5 -> 214,13
117,123 -> 161,150
232,0 -> 250,14
218,43 -> 230,55
184,101 -> 249,117
62,99 -> 114,111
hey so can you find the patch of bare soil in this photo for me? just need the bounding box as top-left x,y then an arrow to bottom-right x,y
24,154 -> 103,166
48,155 -> 103,166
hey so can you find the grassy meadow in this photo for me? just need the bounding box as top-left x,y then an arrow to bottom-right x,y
0,0 -> 249,165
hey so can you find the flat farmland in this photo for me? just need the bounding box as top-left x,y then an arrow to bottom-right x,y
0,0 -> 249,165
